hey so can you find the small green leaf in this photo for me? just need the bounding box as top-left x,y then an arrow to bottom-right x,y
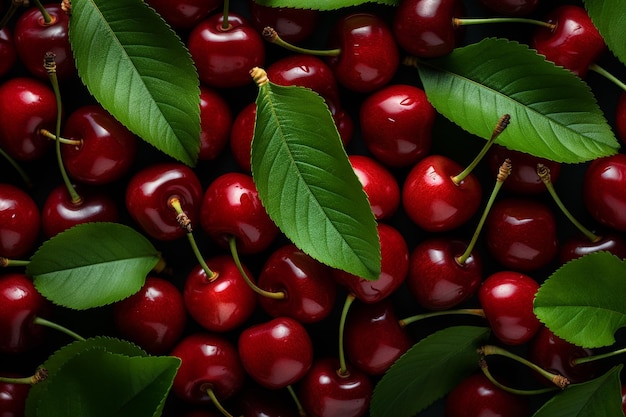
534,252 -> 626,348
69,0 -> 201,166
584,0 -> 626,66
532,365 -> 625,417
370,326 -> 490,417
251,79 -> 380,280
252,0 -> 399,10
27,223 -> 160,310
415,38 -> 619,163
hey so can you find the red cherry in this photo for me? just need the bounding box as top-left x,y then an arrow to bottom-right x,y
0,183 -> 40,259
145,0 -> 220,30
187,12 -> 265,89
198,86 -> 232,161
622,385 -> 626,415
248,0 -> 319,44
478,271 -> 541,345
559,231 -> 626,264
238,317 -> 313,389
582,154 -> 626,232
349,155 -> 400,220
402,154 -> 482,232
478,0 -> 539,16
232,386 -> 301,417
183,255 -> 257,332
0,373 -> 31,417
359,84 -> 436,167
0,27 -> 17,78
112,276 -> 187,355
229,102 -> 256,173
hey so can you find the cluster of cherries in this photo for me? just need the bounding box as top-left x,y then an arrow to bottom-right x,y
2,0 -> 626,416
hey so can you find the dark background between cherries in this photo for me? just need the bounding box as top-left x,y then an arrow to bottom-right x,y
1,0 -> 625,416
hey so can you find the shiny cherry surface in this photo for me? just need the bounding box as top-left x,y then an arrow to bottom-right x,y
145,0 -> 220,30
229,102 -> 256,173
583,154 -> 626,232
0,183 -> 40,259
198,86 -> 232,161
248,0 -> 319,44
349,155 -> 400,220
0,373 -> 31,417
559,232 -> 626,264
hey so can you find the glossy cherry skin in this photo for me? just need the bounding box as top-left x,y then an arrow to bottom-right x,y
112,276 -> 187,355
183,255 -> 257,332
531,5 -> 606,78
326,13 -> 399,93
333,223 -> 408,304
198,86 -> 232,160
0,77 -> 56,161
402,154 -> 482,232
344,299 -> 412,375
0,27 -> 17,78
616,92 -> 626,144
0,183 -> 40,259
444,373 -> 530,417
238,317 -> 313,389
559,231 -> 626,264
622,385 -> 626,415
248,0 -> 319,44
170,332 -> 245,404
349,155 -> 400,220
0,373 -> 31,417
478,271 -> 541,345
298,357 -> 373,417
484,198 -> 558,272
145,0 -> 220,30
200,172 -> 279,255
60,104 -> 138,185
392,0 -> 465,58
257,244 -> 337,323
41,184 -> 119,238
230,102 -> 256,173
13,4 -> 77,81
359,84 -> 436,167
583,154 -> 626,232
407,237 -> 482,311
479,0 -> 539,16
187,12 -> 265,89
125,162 -> 203,241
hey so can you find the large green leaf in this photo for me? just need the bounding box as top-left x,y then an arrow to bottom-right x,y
584,0 -> 626,66
69,0 -> 200,166
415,38 -> 619,163
27,222 -> 160,310
534,252 -> 626,348
251,77 -> 380,280
370,326 -> 490,417
253,0 -> 398,10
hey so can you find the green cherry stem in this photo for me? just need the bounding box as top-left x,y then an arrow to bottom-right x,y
573,346 -> 626,366
0,367 -> 48,385
453,17 -> 555,30
479,358 -> 558,396
38,129 -> 82,146
262,27 -> 341,57
399,308 -> 485,327
221,0 -> 230,30
31,0 -> 54,25
338,292 -> 356,376
0,147 -> 33,188
33,316 -> 85,341
0,258 -> 30,268
287,384 -> 308,417
589,63 -> 626,92
205,386 -> 235,417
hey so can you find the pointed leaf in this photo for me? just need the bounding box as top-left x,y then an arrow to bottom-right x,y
370,326 -> 490,417
532,365 -> 625,417
415,37 -> 619,163
584,0 -> 626,66
534,252 -> 626,348
252,0 -> 399,10
69,0 -> 200,166
251,76 -> 380,280
27,222 -> 160,310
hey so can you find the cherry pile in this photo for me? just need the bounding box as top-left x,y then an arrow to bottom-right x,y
1,0 -> 626,416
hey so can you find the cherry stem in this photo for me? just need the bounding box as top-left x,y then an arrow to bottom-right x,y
0,367 -> 48,385
205,386 -> 235,417
456,158 -> 512,265
588,63 -> 626,92
262,26 -> 341,57
286,384 -> 308,417
221,0 -> 230,30
33,316 -> 85,341
0,0 -> 27,29
451,114 -> 511,185
398,308 -> 485,327
536,163 -> 599,242
38,129 -> 83,146
31,0 -> 54,25
479,344 -> 570,389
0,258 -> 30,267
228,236 -> 285,300
479,358 -> 558,396
573,346 -> 626,365
0,146 -> 33,188
337,292 -> 356,376
453,17 -> 555,30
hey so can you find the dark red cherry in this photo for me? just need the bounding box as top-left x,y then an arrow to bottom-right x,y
0,183 -> 40,259
349,155 -> 400,220
248,0 -> 319,44
125,162 -> 203,241
229,102 -> 256,173
0,27 -> 17,78
0,77 -> 56,161
238,317 -> 313,389
0,373 -> 31,417
183,255 -> 257,332
232,386 -> 300,417
359,84 -> 436,167
531,5 -> 606,78
478,271 -> 541,346
200,172 -> 279,255
113,276 -> 187,355
198,86 -> 232,161
479,0 -> 539,16
559,231 -> 626,264
402,154 -> 482,232
170,332 -> 245,404
622,385 -> 626,415
257,243 -> 337,323
187,12 -> 265,89
616,92 -> 626,145
583,154 -> 626,232
145,0 -> 221,30
60,104 -> 138,185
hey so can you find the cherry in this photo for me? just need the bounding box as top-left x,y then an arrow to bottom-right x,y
183,254 -> 257,333
229,102 -> 256,173
0,183 -> 40,259
257,243 -> 337,323
112,276 -> 187,355
198,86 -> 232,161
0,27 -> 17,78
582,154 -> 626,232
0,373 -> 31,417
187,12 -> 265,89
232,385 -> 301,417
359,84 -> 436,167
0,77 -> 56,161
349,155 -> 400,220
478,0 -> 539,16
478,270 -> 541,346
559,231 -> 626,264
145,0 -> 220,30
622,385 -> 626,415
248,0 -> 319,44
125,162 -> 203,241
616,92 -> 626,144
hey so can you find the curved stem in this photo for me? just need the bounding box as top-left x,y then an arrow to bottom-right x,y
0,367 -> 48,385
31,0 -> 54,25
399,308 -> 485,327
33,316 -> 85,341
479,359 -> 558,395
338,293 -> 356,376
573,346 -> 626,365
39,129 -> 82,146
453,17 -> 555,30
287,384 -> 307,417
0,258 -> 30,268
0,147 -> 33,188
589,63 -> 626,92
206,386 -> 234,417
262,27 -> 341,57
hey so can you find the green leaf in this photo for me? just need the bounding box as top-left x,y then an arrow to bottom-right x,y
370,326 -> 490,417
532,365 -> 625,417
27,222 -> 160,310
252,0 -> 399,10
584,0 -> 626,66
415,37 -> 619,163
534,252 -> 626,348
69,0 -> 200,166
251,79 -> 380,280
